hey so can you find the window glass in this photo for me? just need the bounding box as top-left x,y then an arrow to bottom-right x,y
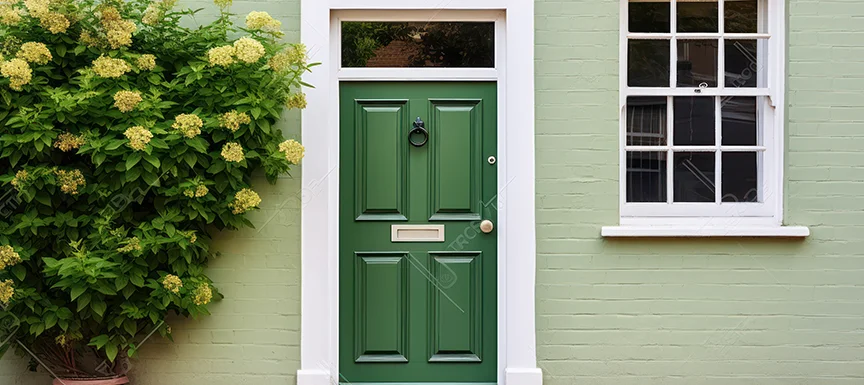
341,22 -> 494,68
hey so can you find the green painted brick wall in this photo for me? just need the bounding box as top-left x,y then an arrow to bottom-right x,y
4,0 -> 864,384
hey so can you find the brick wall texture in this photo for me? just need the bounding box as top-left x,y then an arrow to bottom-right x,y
3,0 -> 864,384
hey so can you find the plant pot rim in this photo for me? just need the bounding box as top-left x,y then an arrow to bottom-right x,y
52,376 -> 129,385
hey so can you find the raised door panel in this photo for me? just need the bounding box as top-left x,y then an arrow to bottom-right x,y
354,101 -> 409,221
354,252 -> 409,362
428,252 -> 483,362
429,100 -> 483,221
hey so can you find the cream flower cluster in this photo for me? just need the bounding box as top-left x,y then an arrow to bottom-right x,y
0,6 -> 21,25
245,11 -> 282,36
100,6 -> 137,49
172,114 -> 203,138
0,279 -> 13,305
124,126 -> 153,151
54,133 -> 86,152
207,37 -> 265,66
181,230 -> 197,244
268,44 -> 306,72
162,274 -> 183,294
193,284 -> 212,305
117,237 -> 142,253
113,90 -> 143,112
285,92 -> 307,110
137,54 -> 156,70
24,0 -> 69,34
213,0 -> 231,8
278,139 -> 305,164
233,37 -> 265,64
17,42 -> 51,65
0,245 -> 22,270
10,170 -> 28,190
142,0 -> 177,26
183,184 -> 209,198
55,169 -> 85,195
92,56 -> 131,78
221,142 -> 244,162
230,188 -> 261,214
1,58 -> 32,90
219,110 -> 250,132
207,46 -> 235,67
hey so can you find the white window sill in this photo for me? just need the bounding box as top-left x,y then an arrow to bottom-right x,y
601,225 -> 810,238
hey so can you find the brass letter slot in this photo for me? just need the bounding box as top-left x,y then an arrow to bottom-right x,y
391,225 -> 445,242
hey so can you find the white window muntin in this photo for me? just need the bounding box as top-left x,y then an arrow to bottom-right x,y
619,0 -> 784,220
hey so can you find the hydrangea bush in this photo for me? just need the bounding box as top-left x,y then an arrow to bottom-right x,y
0,0 -> 310,377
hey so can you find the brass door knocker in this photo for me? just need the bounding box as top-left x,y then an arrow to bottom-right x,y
409,117 -> 428,147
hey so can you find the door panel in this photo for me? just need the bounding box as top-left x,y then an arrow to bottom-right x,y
340,82 -> 497,384
354,101 -> 410,221
429,100 -> 483,221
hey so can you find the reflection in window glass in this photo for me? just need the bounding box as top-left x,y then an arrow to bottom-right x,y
627,97 -> 668,146
674,97 -> 715,146
722,152 -> 759,202
341,22 -> 494,68
677,0 -> 719,32
627,151 -> 668,203
721,97 -> 758,146
629,0 -> 670,32
628,40 -> 670,87
725,40 -> 759,88
677,40 -> 718,87
674,152 -> 715,202
725,0 -> 759,33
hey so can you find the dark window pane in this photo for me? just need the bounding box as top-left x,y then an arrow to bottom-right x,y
341,22 -> 494,68
677,1 -> 718,32
722,152 -> 758,202
677,39 -> 718,87
674,152 -> 715,202
627,151 -> 668,202
725,0 -> 758,33
674,97 -> 715,145
627,97 -> 667,146
629,1 -> 670,32
725,40 -> 759,88
721,97 -> 757,146
628,40 -> 670,87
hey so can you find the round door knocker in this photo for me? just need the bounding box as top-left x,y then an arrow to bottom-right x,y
409,117 -> 429,147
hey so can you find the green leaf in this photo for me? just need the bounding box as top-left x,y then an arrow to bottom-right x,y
91,299 -> 107,317
105,343 -> 118,362
56,44 -> 66,57
144,153 -> 160,168
71,285 -> 86,301
11,265 -> 25,281
126,152 -> 142,170
89,335 -> 109,349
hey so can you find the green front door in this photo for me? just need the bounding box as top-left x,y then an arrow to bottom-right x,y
339,82 -> 497,384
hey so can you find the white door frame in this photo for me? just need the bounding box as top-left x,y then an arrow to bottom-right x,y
298,2 -> 539,385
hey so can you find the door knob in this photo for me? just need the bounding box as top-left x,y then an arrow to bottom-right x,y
480,220 -> 494,234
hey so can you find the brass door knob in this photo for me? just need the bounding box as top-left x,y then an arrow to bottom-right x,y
480,220 -> 494,234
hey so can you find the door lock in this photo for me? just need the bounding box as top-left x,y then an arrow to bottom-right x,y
487,156 -> 496,165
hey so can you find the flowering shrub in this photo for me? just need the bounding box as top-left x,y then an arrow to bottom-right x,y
0,0 -> 310,377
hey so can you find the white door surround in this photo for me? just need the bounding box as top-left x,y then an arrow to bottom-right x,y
298,3 -> 539,385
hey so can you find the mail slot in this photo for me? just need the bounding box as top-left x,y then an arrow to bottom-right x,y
391,225 -> 445,242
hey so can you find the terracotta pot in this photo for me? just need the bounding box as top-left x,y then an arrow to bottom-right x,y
52,376 -> 129,385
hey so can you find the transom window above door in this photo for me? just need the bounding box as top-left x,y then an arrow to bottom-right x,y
619,0 -> 786,224
341,22 -> 495,68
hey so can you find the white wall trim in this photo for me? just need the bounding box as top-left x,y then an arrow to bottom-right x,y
299,2 -> 539,385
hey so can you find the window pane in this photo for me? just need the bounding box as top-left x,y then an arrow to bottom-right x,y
725,40 -> 759,88
677,0 -> 718,32
677,39 -> 718,87
722,152 -> 758,202
629,0 -> 670,32
627,151 -> 668,202
674,152 -> 715,202
674,97 -> 715,145
341,22 -> 494,68
628,40 -> 670,87
627,97 -> 667,146
721,97 -> 757,146
725,0 -> 758,33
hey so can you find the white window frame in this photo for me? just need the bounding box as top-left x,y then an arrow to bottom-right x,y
603,0 -> 809,237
